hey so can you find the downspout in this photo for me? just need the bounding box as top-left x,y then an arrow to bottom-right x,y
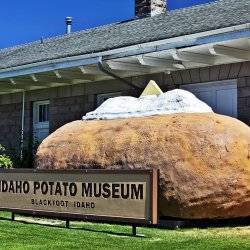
20,91 -> 25,160
97,57 -> 143,92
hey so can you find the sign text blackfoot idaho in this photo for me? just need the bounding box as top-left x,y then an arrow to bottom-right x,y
0,169 -> 158,225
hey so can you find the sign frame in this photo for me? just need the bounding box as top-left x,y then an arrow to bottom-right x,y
0,169 -> 158,225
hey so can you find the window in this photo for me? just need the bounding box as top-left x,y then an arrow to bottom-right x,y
33,100 -> 50,124
38,103 -> 49,122
33,100 -> 50,144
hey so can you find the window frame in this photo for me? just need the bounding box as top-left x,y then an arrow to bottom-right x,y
33,100 -> 50,127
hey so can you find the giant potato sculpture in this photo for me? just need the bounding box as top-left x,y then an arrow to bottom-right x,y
35,87 -> 250,219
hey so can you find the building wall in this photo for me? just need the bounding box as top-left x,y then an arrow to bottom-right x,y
0,102 -> 22,153
0,80 -> 134,154
161,61 -> 250,125
238,75 -> 250,126
0,61 -> 249,155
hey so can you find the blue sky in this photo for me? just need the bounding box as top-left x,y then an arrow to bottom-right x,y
0,0 -> 214,49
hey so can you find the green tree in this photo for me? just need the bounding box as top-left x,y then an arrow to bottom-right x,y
0,145 -> 13,169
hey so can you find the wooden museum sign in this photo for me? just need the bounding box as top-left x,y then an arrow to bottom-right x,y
0,169 -> 158,225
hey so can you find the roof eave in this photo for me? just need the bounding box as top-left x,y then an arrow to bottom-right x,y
0,23 -> 249,80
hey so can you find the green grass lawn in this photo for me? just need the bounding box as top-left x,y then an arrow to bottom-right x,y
0,212 -> 249,250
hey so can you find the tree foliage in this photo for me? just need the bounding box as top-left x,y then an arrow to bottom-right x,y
0,145 -> 13,169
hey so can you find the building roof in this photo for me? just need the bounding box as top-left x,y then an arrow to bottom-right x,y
0,0 -> 249,70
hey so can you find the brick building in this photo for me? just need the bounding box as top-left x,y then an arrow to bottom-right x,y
0,0 -> 249,157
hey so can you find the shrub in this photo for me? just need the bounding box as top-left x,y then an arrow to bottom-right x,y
0,145 -> 13,169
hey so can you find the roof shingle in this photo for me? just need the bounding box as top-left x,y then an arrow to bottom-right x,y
0,0 -> 249,70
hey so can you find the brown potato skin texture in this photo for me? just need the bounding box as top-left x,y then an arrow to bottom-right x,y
35,113 -> 250,219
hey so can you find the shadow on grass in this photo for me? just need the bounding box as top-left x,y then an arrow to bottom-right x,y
0,215 -> 11,221
0,215 -> 65,229
0,215 -> 145,238
69,225 -> 147,238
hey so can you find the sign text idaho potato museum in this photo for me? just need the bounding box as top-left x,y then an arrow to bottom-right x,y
0,169 -> 158,224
